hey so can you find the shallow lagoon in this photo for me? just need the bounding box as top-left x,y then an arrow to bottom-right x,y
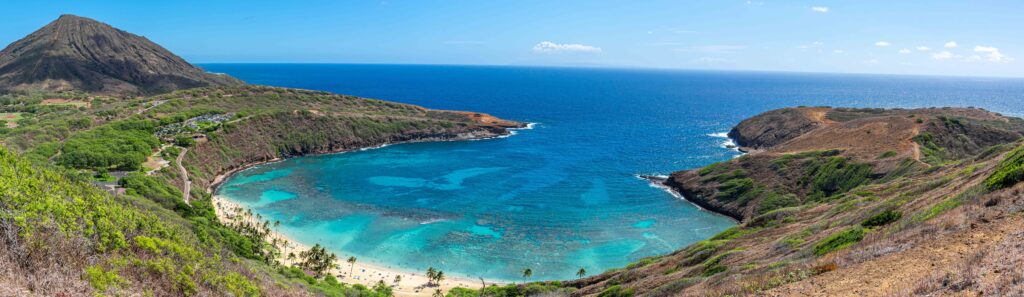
209,64 -> 1024,280
218,132 -> 737,281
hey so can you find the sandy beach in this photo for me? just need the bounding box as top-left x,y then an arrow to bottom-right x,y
212,195 -> 492,296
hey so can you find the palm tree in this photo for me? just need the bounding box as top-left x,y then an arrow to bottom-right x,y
435,271 -> 445,284
576,267 -> 586,279
433,289 -> 444,297
426,267 -> 438,285
347,256 -> 357,276
394,275 -> 402,284
522,268 -> 532,280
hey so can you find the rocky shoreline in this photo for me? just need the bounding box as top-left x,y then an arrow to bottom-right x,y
640,172 -> 744,222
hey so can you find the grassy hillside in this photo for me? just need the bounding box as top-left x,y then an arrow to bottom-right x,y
0,145 -> 406,296
6,86 -> 1024,297
0,85 -> 521,296
563,107 -> 1024,296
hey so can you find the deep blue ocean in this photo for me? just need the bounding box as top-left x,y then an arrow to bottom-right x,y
202,64 -> 1024,281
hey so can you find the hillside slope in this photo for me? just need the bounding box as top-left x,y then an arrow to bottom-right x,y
0,14 -> 524,297
0,15 -> 242,95
563,107 -> 1024,296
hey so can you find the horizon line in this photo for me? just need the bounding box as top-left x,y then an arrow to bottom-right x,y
193,62 -> 1024,80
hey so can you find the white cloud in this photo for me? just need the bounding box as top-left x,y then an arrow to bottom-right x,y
812,6 -> 829,13
932,51 -> 956,60
875,41 -> 891,47
944,41 -> 958,48
532,41 -> 602,54
974,45 -> 1013,62
866,59 -> 881,64
917,46 -> 931,51
898,49 -> 911,54
833,50 -> 845,54
746,1 -> 764,6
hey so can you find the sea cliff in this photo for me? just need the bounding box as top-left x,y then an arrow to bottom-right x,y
567,106 -> 1024,296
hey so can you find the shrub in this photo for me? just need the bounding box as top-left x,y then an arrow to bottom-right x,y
56,119 -> 159,170
702,249 -> 743,276
813,227 -> 865,256
804,157 -> 873,201
758,192 -> 800,214
716,177 -> 754,201
85,265 -> 124,291
598,285 -> 635,297
877,150 -> 898,159
861,210 -> 902,227
911,191 -> 968,222
984,145 -> 1024,191
708,226 -> 759,241
175,135 -> 196,147
626,257 -> 657,269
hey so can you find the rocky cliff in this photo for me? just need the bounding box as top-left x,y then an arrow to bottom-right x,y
565,107 -> 1024,296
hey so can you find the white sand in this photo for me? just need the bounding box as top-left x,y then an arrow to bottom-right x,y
213,196 -> 496,296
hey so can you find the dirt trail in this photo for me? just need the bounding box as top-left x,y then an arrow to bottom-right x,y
176,148 -> 190,204
764,215 -> 1023,296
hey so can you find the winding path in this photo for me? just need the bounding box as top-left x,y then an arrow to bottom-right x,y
176,148 -> 191,204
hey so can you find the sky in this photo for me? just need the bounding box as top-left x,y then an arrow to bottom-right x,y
1,1 -> 1022,77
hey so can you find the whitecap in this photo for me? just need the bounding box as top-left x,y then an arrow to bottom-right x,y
481,122 -> 539,140
708,131 -> 742,152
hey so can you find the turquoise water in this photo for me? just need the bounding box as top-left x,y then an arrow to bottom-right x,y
208,64 -> 1024,281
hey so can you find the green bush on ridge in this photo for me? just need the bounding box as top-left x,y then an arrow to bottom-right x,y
813,227 -> 865,256
984,145 -> 1024,190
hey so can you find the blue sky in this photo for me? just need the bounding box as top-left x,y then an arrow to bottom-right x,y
2,1 -> 1022,77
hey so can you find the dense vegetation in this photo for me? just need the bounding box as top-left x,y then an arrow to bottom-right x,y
984,144 -> 1024,190
0,146 -> 261,295
56,119 -> 159,170
0,86 -> 522,296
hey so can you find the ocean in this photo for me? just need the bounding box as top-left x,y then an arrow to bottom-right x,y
202,64 -> 1024,280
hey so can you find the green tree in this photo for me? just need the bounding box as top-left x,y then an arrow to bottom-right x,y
374,280 -> 393,296
426,267 -> 438,285
347,256 -> 357,277
299,244 -> 337,277
522,268 -> 532,280
576,267 -> 586,279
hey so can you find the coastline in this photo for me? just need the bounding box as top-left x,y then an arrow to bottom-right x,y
203,123 -> 532,296
635,131 -> 749,222
206,124 -> 534,193
639,175 -> 742,223
212,196 -> 489,296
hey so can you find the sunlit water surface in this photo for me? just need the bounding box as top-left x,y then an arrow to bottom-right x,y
206,64 -> 1024,280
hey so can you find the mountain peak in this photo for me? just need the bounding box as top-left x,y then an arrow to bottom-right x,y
0,15 -> 242,95
56,13 -> 91,21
